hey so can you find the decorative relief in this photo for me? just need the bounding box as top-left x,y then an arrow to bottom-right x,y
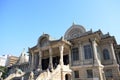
64,24 -> 86,40
68,28 -> 82,39
41,38 -> 49,47
38,34 -> 50,47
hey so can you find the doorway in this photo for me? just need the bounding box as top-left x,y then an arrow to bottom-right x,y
65,74 -> 71,80
53,56 -> 60,69
42,58 -> 49,70
63,55 -> 69,65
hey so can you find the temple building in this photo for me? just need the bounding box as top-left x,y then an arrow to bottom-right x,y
6,23 -> 120,80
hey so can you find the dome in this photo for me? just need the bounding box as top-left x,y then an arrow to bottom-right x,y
37,33 -> 55,47
64,23 -> 86,40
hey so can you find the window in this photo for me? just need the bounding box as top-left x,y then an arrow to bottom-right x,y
74,71 -> 79,78
84,45 -> 93,59
87,69 -> 93,78
105,69 -> 113,78
72,48 -> 79,61
103,49 -> 110,60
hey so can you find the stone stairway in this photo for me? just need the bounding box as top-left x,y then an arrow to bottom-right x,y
36,64 -> 61,80
50,65 -> 61,80
50,70 -> 61,80
4,64 -> 72,80
36,64 -> 72,80
36,70 -> 49,80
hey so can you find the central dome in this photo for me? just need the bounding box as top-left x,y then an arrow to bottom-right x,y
64,23 -> 86,40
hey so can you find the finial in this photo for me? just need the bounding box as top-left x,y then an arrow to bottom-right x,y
28,47 -> 30,50
90,29 -> 92,32
43,32 -> 45,35
72,21 -> 75,25
107,32 -> 110,36
22,48 -> 25,53
23,48 -> 25,51
60,36 -> 64,41
61,36 -> 64,41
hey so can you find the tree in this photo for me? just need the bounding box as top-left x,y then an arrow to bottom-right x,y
0,66 -> 8,79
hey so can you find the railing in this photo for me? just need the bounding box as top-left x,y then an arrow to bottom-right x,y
74,77 -> 120,80
101,60 -> 113,65
83,60 -> 93,65
71,59 -> 94,66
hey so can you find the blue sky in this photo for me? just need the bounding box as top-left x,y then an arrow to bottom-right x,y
0,0 -> 120,56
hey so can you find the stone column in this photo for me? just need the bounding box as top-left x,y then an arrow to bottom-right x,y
38,49 -> 42,70
116,51 -> 120,64
91,38 -> 100,66
79,42 -> 83,65
34,54 -> 36,68
31,51 -> 34,71
69,48 -> 71,66
99,67 -> 104,80
29,53 -> 31,64
49,47 -> 53,70
59,44 -> 64,80
91,39 -> 105,79
59,44 -> 64,66
109,43 -> 120,79
110,43 -> 118,64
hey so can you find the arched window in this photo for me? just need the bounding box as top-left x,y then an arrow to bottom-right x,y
103,49 -> 110,60
71,47 -> 79,61
84,44 -> 93,59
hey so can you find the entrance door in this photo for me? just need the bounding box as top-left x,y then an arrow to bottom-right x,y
65,74 -> 71,80
53,56 -> 60,69
63,55 -> 69,65
42,58 -> 49,70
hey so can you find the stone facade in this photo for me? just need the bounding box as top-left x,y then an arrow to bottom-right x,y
6,23 -> 120,80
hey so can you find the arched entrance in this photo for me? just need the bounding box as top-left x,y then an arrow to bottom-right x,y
65,74 -> 71,80
42,58 -> 49,70
63,55 -> 69,65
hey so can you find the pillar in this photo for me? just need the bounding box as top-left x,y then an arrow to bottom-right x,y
99,67 -> 104,80
110,43 -> 118,64
91,38 -> 100,66
59,44 -> 64,80
110,43 -> 120,80
34,54 -> 36,68
59,44 -> 64,66
29,53 -> 32,65
69,48 -> 71,66
31,51 -> 34,71
49,47 -> 53,70
116,52 -> 120,64
38,49 -> 42,71
91,38 -> 104,80
79,42 -> 83,65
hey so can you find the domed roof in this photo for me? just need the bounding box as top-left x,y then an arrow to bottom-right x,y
64,23 -> 86,40
37,33 -> 55,47
17,49 -> 29,65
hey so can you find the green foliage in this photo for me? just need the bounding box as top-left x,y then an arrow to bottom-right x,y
0,66 -> 8,78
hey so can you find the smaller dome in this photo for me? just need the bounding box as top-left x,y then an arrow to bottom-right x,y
64,23 -> 86,40
38,33 -> 55,47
